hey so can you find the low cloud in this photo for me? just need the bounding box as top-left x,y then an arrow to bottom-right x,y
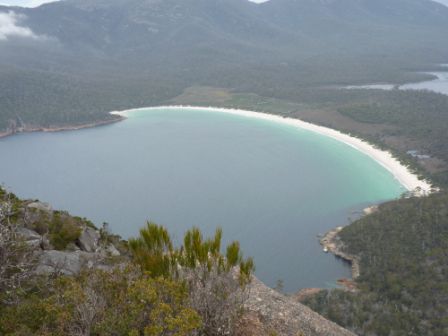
0,11 -> 39,40
432,0 -> 448,6
0,1 -> 58,7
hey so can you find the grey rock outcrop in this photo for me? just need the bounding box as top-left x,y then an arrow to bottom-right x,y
101,243 -> 120,257
244,277 -> 355,336
17,227 -> 41,241
66,242 -> 81,252
78,227 -> 101,252
27,201 -> 52,212
41,234 -> 54,250
17,227 -> 42,248
36,250 -> 101,275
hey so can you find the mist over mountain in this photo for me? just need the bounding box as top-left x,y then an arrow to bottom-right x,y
6,0 -> 448,63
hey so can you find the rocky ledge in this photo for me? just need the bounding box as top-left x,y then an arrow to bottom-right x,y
240,277 -> 355,336
10,200 -> 123,275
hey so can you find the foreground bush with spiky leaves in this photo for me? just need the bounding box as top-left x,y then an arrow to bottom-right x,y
130,223 -> 255,336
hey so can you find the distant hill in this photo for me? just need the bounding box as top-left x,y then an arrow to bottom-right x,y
1,0 -> 448,130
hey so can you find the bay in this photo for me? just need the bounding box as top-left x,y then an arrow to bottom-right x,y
0,107 -> 405,291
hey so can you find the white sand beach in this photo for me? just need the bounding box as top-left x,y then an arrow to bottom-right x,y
111,106 -> 433,195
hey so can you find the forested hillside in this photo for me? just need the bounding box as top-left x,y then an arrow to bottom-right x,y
304,191 -> 448,336
1,0 -> 448,131
336,89 -> 448,186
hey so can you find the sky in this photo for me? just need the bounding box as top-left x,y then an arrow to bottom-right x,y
0,0 -> 447,8
0,0 -> 56,7
0,0 -> 269,7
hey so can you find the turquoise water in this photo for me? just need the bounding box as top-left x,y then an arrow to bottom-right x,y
0,107 -> 405,291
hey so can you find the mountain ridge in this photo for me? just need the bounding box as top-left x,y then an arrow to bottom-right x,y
1,0 -> 448,132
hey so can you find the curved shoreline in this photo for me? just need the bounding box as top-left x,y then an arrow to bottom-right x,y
110,105 -> 433,194
0,116 -> 124,139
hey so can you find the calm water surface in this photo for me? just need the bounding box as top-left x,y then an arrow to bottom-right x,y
345,66 -> 448,96
0,108 -> 405,291
400,71 -> 448,95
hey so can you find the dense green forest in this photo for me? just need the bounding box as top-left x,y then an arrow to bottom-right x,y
0,69 -> 185,130
337,90 -> 448,157
0,61 -> 436,130
303,192 -> 448,336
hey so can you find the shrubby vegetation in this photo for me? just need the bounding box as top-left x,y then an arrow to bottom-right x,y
0,191 -> 37,298
46,212 -> 83,250
304,192 -> 448,336
130,223 -> 255,336
0,267 -> 201,336
0,188 -> 255,335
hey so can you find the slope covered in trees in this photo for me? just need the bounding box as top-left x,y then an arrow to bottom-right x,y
1,0 -> 448,131
335,89 -> 448,186
304,192 -> 448,336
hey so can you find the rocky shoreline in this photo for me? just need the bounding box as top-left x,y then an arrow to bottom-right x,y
318,205 -> 380,286
0,115 -> 124,139
320,226 -> 360,281
294,225 -> 360,301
